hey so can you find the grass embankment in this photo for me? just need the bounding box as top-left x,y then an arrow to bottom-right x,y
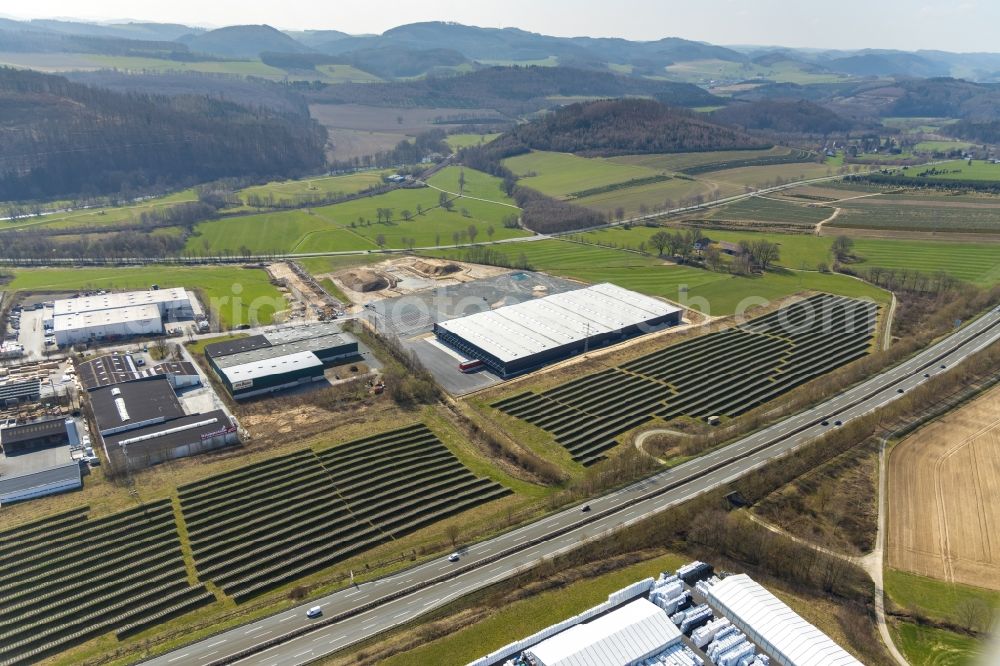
6,265 -> 284,328
886,568 -> 998,666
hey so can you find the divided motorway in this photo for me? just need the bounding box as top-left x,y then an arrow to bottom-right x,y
143,307 -> 1000,666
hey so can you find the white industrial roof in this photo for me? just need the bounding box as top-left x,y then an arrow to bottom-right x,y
707,575 -> 862,666
54,288 -> 188,316
220,350 -> 323,383
436,283 -> 680,363
53,303 -> 162,332
526,598 -> 681,666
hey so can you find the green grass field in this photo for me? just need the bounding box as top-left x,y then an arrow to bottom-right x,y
503,151 -> 663,199
4,189 -> 198,232
89,54 -> 288,78
702,196 -> 832,226
238,171 -> 390,205
885,569 -> 1000,626
662,58 -> 850,85
445,133 -> 502,151
903,160 -> 1000,182
581,226 -> 837,270
852,239 -> 1000,285
6,266 -> 284,327
914,140 -> 975,154
428,238 -> 888,314
188,168 -> 527,255
378,552 -> 687,666
892,623 -> 982,666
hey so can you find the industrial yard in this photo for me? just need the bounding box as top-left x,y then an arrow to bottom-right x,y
475,562 -> 860,666
887,383 -> 1000,589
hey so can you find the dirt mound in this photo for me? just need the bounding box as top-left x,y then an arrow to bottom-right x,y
412,260 -> 462,277
339,269 -> 390,292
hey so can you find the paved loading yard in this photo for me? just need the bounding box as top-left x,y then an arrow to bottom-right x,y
368,271 -> 583,394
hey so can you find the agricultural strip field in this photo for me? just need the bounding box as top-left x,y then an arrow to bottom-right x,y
695,196 -> 832,227
0,502 -> 213,665
887,384 -> 1000,590
609,147 -> 801,174
829,197 -> 1000,234
178,424 -> 510,602
187,167 -> 526,255
698,162 -> 835,192
5,266 -> 284,327
503,151 -> 664,199
494,294 -> 877,465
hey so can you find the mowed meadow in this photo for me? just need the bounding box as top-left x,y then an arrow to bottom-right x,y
185,167 -> 526,255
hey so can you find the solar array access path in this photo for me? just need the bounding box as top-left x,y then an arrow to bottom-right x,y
179,424 -> 510,603
494,294 -> 878,466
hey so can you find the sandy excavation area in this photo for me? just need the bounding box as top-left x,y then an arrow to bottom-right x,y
887,384 -> 1000,589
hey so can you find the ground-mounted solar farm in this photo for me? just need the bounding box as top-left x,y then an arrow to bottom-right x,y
180,424 -> 510,602
493,294 -> 878,466
0,502 -> 212,665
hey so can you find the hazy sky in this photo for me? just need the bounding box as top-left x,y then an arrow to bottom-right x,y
3,0 -> 996,51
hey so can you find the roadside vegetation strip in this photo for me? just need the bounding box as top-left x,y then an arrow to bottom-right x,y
175,424 -> 510,603
0,500 -> 209,665
495,295 -> 877,466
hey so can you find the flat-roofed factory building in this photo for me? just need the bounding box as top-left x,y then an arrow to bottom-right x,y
51,288 -> 194,346
433,283 -> 682,377
203,323 -> 360,399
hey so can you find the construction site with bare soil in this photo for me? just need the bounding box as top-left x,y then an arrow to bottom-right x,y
887,383 -> 1000,590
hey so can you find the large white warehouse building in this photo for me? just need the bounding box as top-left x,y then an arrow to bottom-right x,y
51,288 -> 193,346
434,283 -> 682,377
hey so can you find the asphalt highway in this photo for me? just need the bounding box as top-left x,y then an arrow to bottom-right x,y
142,307 -> 1000,666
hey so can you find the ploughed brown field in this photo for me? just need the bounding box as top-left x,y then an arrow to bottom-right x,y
888,384 -> 1000,589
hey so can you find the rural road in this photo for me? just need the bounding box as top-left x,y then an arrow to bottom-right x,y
140,306 -> 1000,666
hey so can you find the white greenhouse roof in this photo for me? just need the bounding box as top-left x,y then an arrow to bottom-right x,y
706,575 -> 862,666
53,304 -> 162,332
219,350 -> 323,383
436,283 -> 680,363
54,288 -> 188,316
526,598 -> 681,666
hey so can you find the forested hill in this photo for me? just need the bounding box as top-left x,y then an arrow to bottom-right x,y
307,66 -> 721,112
0,67 -> 327,201
710,99 -> 856,134
493,99 -> 769,157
